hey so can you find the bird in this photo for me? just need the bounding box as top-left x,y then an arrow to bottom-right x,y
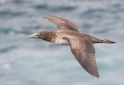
25,16 -> 116,78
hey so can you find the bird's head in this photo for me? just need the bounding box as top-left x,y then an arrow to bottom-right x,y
25,31 -> 45,39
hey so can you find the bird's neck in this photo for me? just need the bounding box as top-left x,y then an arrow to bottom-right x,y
41,31 -> 57,43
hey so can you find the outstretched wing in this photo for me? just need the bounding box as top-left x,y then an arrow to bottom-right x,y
64,36 -> 99,78
43,16 -> 78,31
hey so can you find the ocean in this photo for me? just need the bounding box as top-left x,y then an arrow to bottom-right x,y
0,0 -> 124,85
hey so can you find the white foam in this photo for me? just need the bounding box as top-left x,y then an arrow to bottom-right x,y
3,64 -> 11,69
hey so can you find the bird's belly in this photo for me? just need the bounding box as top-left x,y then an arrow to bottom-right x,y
55,38 -> 69,45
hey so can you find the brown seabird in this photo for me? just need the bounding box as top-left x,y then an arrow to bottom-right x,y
25,16 -> 116,78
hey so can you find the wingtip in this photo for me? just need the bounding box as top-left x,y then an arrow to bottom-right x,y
93,71 -> 100,78
96,75 -> 100,78
93,74 -> 100,78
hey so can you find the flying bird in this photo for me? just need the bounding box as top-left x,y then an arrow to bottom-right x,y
25,16 -> 116,78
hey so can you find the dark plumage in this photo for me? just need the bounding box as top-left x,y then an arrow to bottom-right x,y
26,16 -> 116,78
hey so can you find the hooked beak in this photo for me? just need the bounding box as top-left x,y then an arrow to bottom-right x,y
25,33 -> 40,39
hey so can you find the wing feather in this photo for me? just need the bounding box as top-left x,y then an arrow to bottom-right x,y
64,36 -> 99,78
43,16 -> 78,31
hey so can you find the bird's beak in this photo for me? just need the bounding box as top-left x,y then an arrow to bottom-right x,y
25,33 -> 40,39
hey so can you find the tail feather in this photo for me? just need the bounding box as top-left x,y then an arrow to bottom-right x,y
102,39 -> 116,44
90,35 -> 116,44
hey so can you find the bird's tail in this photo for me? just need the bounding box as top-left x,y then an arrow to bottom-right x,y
91,36 -> 116,44
89,35 -> 116,44
102,39 -> 116,44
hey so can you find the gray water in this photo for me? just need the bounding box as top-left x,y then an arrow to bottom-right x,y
0,0 -> 124,85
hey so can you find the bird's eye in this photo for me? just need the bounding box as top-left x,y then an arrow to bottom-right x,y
36,35 -> 41,38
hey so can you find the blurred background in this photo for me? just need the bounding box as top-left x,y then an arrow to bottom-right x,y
0,0 -> 124,85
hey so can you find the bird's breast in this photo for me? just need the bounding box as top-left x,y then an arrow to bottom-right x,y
55,37 -> 69,45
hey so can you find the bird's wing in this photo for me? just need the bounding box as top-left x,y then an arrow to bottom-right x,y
63,36 -> 99,78
43,16 -> 78,31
